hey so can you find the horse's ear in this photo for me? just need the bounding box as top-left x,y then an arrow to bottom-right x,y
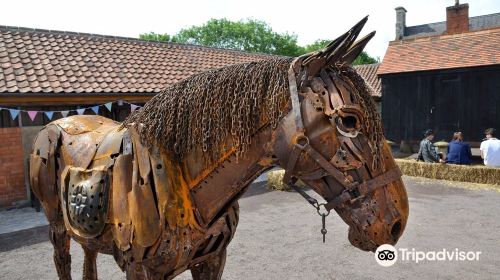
301,16 -> 370,78
340,31 -> 376,65
322,16 -> 368,65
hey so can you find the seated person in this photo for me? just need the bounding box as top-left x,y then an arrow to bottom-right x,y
445,132 -> 472,165
480,128 -> 500,167
417,129 -> 444,163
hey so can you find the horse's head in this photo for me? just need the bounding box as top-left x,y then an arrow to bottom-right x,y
271,17 -> 408,252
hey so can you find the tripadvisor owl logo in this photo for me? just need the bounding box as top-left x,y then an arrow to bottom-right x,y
375,244 -> 397,267
374,245 -> 481,266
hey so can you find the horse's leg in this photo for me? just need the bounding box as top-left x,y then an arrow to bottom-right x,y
82,246 -> 98,280
49,223 -> 72,280
190,249 -> 227,280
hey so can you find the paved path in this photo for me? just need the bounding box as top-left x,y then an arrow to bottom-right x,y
0,207 -> 47,235
1,177 -> 499,279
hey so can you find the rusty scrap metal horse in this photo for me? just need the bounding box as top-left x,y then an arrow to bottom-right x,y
30,18 -> 408,280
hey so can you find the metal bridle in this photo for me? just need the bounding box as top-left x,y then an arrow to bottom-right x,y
282,59 -> 402,242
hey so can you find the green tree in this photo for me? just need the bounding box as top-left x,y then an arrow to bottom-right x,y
141,19 -> 303,57
139,19 -> 379,63
139,32 -> 175,42
302,39 -> 330,53
352,51 -> 379,65
302,39 -> 379,65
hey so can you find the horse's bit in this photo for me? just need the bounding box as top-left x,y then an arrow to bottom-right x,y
282,58 -> 402,242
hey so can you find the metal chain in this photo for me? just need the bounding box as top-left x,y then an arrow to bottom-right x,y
288,180 -> 330,243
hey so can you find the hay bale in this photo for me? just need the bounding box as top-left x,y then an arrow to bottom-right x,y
395,159 -> 500,185
434,141 -> 449,147
268,160 -> 500,191
267,169 -> 306,191
434,141 -> 449,156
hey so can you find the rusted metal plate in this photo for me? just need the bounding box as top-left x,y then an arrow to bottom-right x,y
111,154 -> 133,251
57,116 -> 118,168
149,148 -> 172,230
130,127 -> 151,183
189,133 -> 268,226
92,127 -> 125,168
55,115 -> 118,135
32,128 -> 49,159
60,132 -> 98,169
128,145 -> 160,248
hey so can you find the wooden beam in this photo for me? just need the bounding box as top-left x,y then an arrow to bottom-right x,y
0,93 -> 157,106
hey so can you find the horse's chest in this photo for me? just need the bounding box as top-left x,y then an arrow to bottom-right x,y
115,202 -> 240,278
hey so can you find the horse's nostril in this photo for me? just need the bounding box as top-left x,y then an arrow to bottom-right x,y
391,220 -> 402,240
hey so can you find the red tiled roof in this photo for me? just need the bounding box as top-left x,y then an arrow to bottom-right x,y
353,63 -> 381,98
378,28 -> 500,75
0,26 -> 274,94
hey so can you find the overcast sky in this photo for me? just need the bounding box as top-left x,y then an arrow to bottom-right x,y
2,0 -> 499,59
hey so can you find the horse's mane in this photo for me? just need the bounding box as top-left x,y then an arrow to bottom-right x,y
123,58 -> 294,162
123,57 -> 383,166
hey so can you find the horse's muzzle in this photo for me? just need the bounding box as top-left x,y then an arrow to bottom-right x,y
344,178 -> 408,252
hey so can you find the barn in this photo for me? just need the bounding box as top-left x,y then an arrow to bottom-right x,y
378,2 -> 500,145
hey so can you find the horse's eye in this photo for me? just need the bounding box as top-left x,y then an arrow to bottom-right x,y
340,116 -> 358,130
334,114 -> 361,138
337,115 -> 360,131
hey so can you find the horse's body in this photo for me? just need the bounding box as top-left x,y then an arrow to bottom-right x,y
30,114 -> 269,279
30,18 -> 409,279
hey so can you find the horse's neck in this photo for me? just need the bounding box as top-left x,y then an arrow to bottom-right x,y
183,128 -> 274,227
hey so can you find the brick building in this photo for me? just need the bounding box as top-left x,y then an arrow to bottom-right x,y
378,2 -> 500,144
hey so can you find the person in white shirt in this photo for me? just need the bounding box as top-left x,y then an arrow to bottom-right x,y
480,128 -> 500,167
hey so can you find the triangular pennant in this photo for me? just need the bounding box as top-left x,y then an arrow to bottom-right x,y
91,106 -> 99,114
76,108 -> 85,115
44,111 -> 54,120
61,111 -> 69,117
130,104 -> 139,112
104,102 -> 112,112
9,109 -> 20,120
28,111 -> 38,121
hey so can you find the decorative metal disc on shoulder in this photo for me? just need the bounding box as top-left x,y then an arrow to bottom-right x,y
67,167 -> 109,235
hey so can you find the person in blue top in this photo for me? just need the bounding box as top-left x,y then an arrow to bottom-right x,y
446,132 -> 472,165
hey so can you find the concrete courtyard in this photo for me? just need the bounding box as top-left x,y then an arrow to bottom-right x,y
0,176 -> 499,279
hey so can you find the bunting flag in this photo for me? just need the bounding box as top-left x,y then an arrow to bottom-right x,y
9,109 -> 20,120
0,100 -> 142,123
104,102 -> 112,112
45,111 -> 54,120
28,111 -> 38,121
91,106 -> 99,114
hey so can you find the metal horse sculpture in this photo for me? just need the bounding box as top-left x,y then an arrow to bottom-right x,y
30,18 -> 408,280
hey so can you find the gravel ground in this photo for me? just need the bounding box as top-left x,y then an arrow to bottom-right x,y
1,176 -> 499,279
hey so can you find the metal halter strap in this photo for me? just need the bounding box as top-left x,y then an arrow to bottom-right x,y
282,59 -> 402,241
